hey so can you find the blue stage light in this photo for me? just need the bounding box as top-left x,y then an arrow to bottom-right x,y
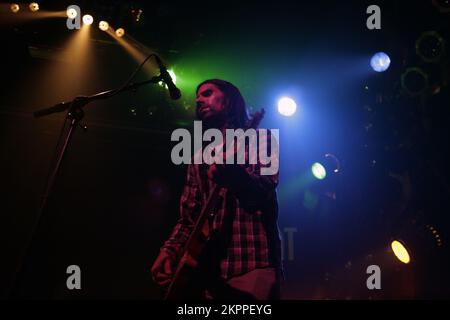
370,52 -> 391,72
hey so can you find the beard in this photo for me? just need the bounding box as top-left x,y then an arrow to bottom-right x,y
196,108 -> 228,129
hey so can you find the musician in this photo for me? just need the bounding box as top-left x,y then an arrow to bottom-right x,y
151,79 -> 283,299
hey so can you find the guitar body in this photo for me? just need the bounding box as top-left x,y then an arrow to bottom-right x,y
164,186 -> 220,300
163,249 -> 206,299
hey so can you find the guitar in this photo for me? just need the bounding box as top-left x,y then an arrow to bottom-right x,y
164,109 -> 265,299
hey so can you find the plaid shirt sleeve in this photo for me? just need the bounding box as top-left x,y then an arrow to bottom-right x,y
161,163 -> 202,259
224,129 -> 279,208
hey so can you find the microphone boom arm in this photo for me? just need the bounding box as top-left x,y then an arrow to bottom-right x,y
33,75 -> 163,118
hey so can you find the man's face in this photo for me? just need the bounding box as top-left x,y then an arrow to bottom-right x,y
196,83 -> 228,123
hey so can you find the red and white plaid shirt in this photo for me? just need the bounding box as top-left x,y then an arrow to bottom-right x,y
162,133 -> 282,279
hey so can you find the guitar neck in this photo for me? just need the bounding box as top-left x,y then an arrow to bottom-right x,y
181,184 -> 221,254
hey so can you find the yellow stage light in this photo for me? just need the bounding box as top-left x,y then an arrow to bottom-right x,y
115,28 -> 125,37
391,240 -> 411,264
29,2 -> 39,12
99,21 -> 109,31
10,3 -> 20,13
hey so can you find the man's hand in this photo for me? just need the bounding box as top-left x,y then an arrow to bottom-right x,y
151,250 -> 175,287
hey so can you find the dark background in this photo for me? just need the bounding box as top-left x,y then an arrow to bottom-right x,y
1,0 -> 449,299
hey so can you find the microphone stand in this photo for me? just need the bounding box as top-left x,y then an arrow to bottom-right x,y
10,75 -> 164,298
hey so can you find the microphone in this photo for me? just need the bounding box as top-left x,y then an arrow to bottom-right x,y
154,55 -> 181,100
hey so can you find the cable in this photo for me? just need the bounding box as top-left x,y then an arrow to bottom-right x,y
108,53 -> 158,98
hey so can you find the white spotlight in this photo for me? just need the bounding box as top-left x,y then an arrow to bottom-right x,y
277,97 -> 297,117
66,7 -> 78,19
82,15 -> 93,26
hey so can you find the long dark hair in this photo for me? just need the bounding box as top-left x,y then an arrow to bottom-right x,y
196,79 -> 250,129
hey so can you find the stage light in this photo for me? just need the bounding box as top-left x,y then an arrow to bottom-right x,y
131,7 -> 144,22
416,31 -> 445,63
29,2 -> 39,12
311,162 -> 326,180
426,225 -> 443,247
277,97 -> 297,116
115,28 -> 125,37
310,153 -> 341,181
401,67 -> 428,96
163,69 -> 177,85
159,69 -> 177,87
10,3 -> 20,13
168,69 -> 177,84
432,0 -> 450,13
391,240 -> 411,264
370,52 -> 391,72
324,153 -> 340,174
66,7 -> 78,19
82,15 -> 93,26
99,21 -> 109,31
